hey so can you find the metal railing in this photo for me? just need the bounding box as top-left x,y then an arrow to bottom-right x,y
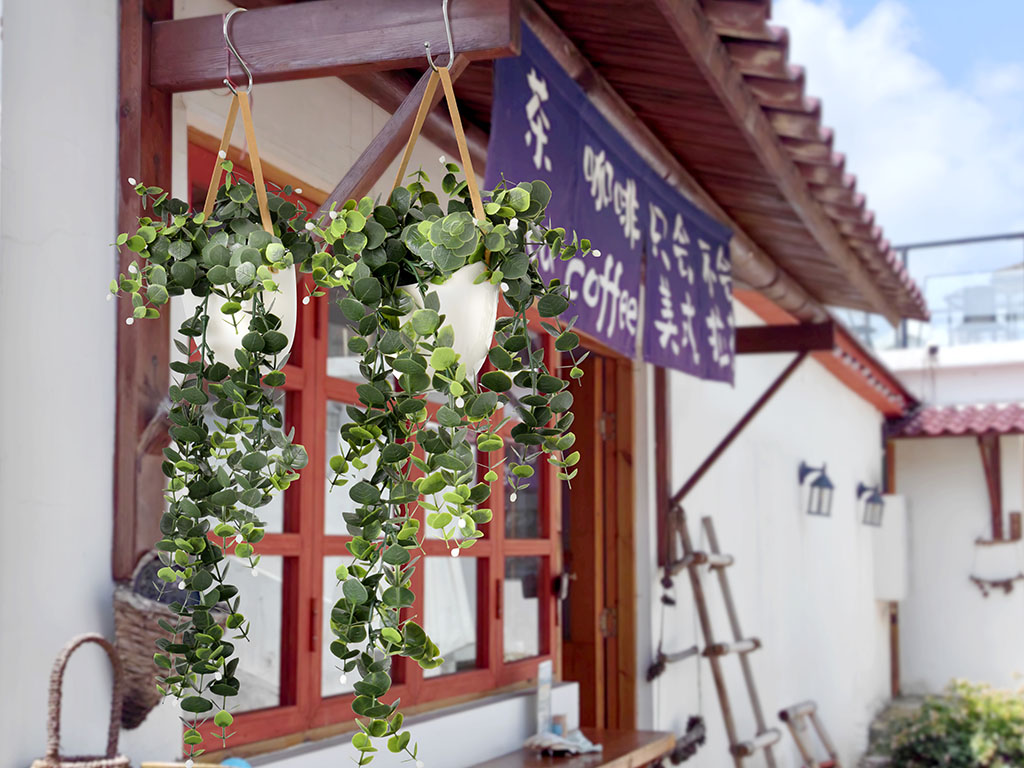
836,232 -> 1024,350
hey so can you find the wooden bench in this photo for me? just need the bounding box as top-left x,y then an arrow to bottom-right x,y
472,728 -> 674,768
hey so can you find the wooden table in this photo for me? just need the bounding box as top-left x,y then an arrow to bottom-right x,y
472,729 -> 675,768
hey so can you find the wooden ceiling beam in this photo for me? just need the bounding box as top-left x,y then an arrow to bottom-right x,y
652,0 -> 902,325
744,68 -> 806,109
736,321 -> 835,355
151,0 -> 519,92
524,0 -> 827,323
702,0 -> 772,41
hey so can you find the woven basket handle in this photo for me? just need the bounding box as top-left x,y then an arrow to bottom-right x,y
46,634 -> 125,761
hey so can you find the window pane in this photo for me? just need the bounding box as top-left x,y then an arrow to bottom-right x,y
327,286 -> 362,382
505,450 -> 542,539
321,556 -> 363,697
228,554 -> 283,712
423,556 -> 479,678
325,400 -> 379,536
504,556 -> 542,661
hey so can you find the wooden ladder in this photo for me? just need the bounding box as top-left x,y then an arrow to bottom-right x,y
779,701 -> 841,768
668,508 -> 781,767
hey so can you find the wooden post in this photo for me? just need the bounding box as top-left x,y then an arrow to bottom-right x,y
114,0 -> 173,580
978,433 -> 1004,540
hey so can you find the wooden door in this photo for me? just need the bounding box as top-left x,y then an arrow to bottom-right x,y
561,348 -> 636,729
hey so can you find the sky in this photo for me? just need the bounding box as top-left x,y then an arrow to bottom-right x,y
771,0 -> 1024,291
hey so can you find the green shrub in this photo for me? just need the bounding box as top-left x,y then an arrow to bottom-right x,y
884,680 -> 1024,767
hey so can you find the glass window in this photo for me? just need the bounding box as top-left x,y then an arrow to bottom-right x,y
505,450 -> 542,539
503,556 -> 542,661
227,554 -> 284,712
423,556 -> 479,677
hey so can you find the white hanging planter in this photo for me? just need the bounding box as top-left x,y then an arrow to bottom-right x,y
180,265 -> 297,370
403,261 -> 499,381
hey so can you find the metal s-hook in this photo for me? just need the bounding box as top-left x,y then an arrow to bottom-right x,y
424,0 -> 455,72
223,7 -> 254,94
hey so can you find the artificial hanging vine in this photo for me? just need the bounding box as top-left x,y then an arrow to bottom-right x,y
317,166 -> 589,764
114,154 -> 589,763
112,165 -> 345,761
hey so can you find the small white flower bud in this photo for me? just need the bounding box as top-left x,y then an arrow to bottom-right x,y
127,177 -> 137,186
125,317 -> 135,326
500,282 -> 509,292
508,218 -> 519,231
457,518 -> 466,529
329,210 -> 338,220
510,492 -> 518,503
439,155 -> 446,165
177,580 -> 186,590
235,534 -> 243,544
455,397 -> 465,408
127,264 -> 137,274
185,759 -> 194,768
302,296 -> 311,305
592,249 -> 601,257
450,548 -> 460,558
339,672 -> 348,685
218,150 -> 227,159
305,221 -> 315,231
106,294 -> 113,302
294,188 -> 303,195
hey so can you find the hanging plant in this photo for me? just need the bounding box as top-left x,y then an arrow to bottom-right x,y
112,63 -> 589,765
316,165 -> 588,764
112,155 -> 346,761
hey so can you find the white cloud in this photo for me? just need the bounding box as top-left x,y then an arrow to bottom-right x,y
772,0 -> 1024,255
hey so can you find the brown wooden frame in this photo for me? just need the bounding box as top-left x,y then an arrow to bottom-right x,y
150,0 -> 521,92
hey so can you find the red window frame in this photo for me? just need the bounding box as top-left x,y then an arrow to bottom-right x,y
186,142 -> 562,752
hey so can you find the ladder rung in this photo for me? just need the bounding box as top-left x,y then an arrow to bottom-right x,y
704,637 -> 760,657
692,551 -> 734,568
780,700 -> 817,721
733,729 -> 782,756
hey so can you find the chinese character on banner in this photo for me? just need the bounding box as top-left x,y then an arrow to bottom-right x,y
680,291 -> 700,365
613,177 -> 641,250
673,214 -> 695,284
649,203 -> 671,271
583,144 -> 614,212
706,305 -> 732,370
653,275 -> 680,355
524,68 -> 552,172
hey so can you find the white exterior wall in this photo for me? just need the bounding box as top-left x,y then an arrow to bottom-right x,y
0,1 -> 154,765
636,304 -> 894,767
894,434 -> 1024,695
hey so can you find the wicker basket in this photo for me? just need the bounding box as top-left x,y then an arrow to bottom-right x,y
113,582 -> 176,730
31,634 -> 131,768
114,552 -> 227,729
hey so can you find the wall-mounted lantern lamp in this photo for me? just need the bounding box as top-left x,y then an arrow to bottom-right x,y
857,483 -> 885,527
798,461 -> 834,517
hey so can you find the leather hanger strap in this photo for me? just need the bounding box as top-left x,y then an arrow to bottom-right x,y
202,92 -> 274,235
237,94 -> 274,234
391,69 -> 441,194
202,91 -> 240,220
437,65 -> 485,222
391,67 -> 485,222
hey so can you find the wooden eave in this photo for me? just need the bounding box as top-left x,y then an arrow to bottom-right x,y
450,0 -> 928,322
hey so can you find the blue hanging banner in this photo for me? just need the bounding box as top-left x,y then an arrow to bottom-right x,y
487,25 -> 735,383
